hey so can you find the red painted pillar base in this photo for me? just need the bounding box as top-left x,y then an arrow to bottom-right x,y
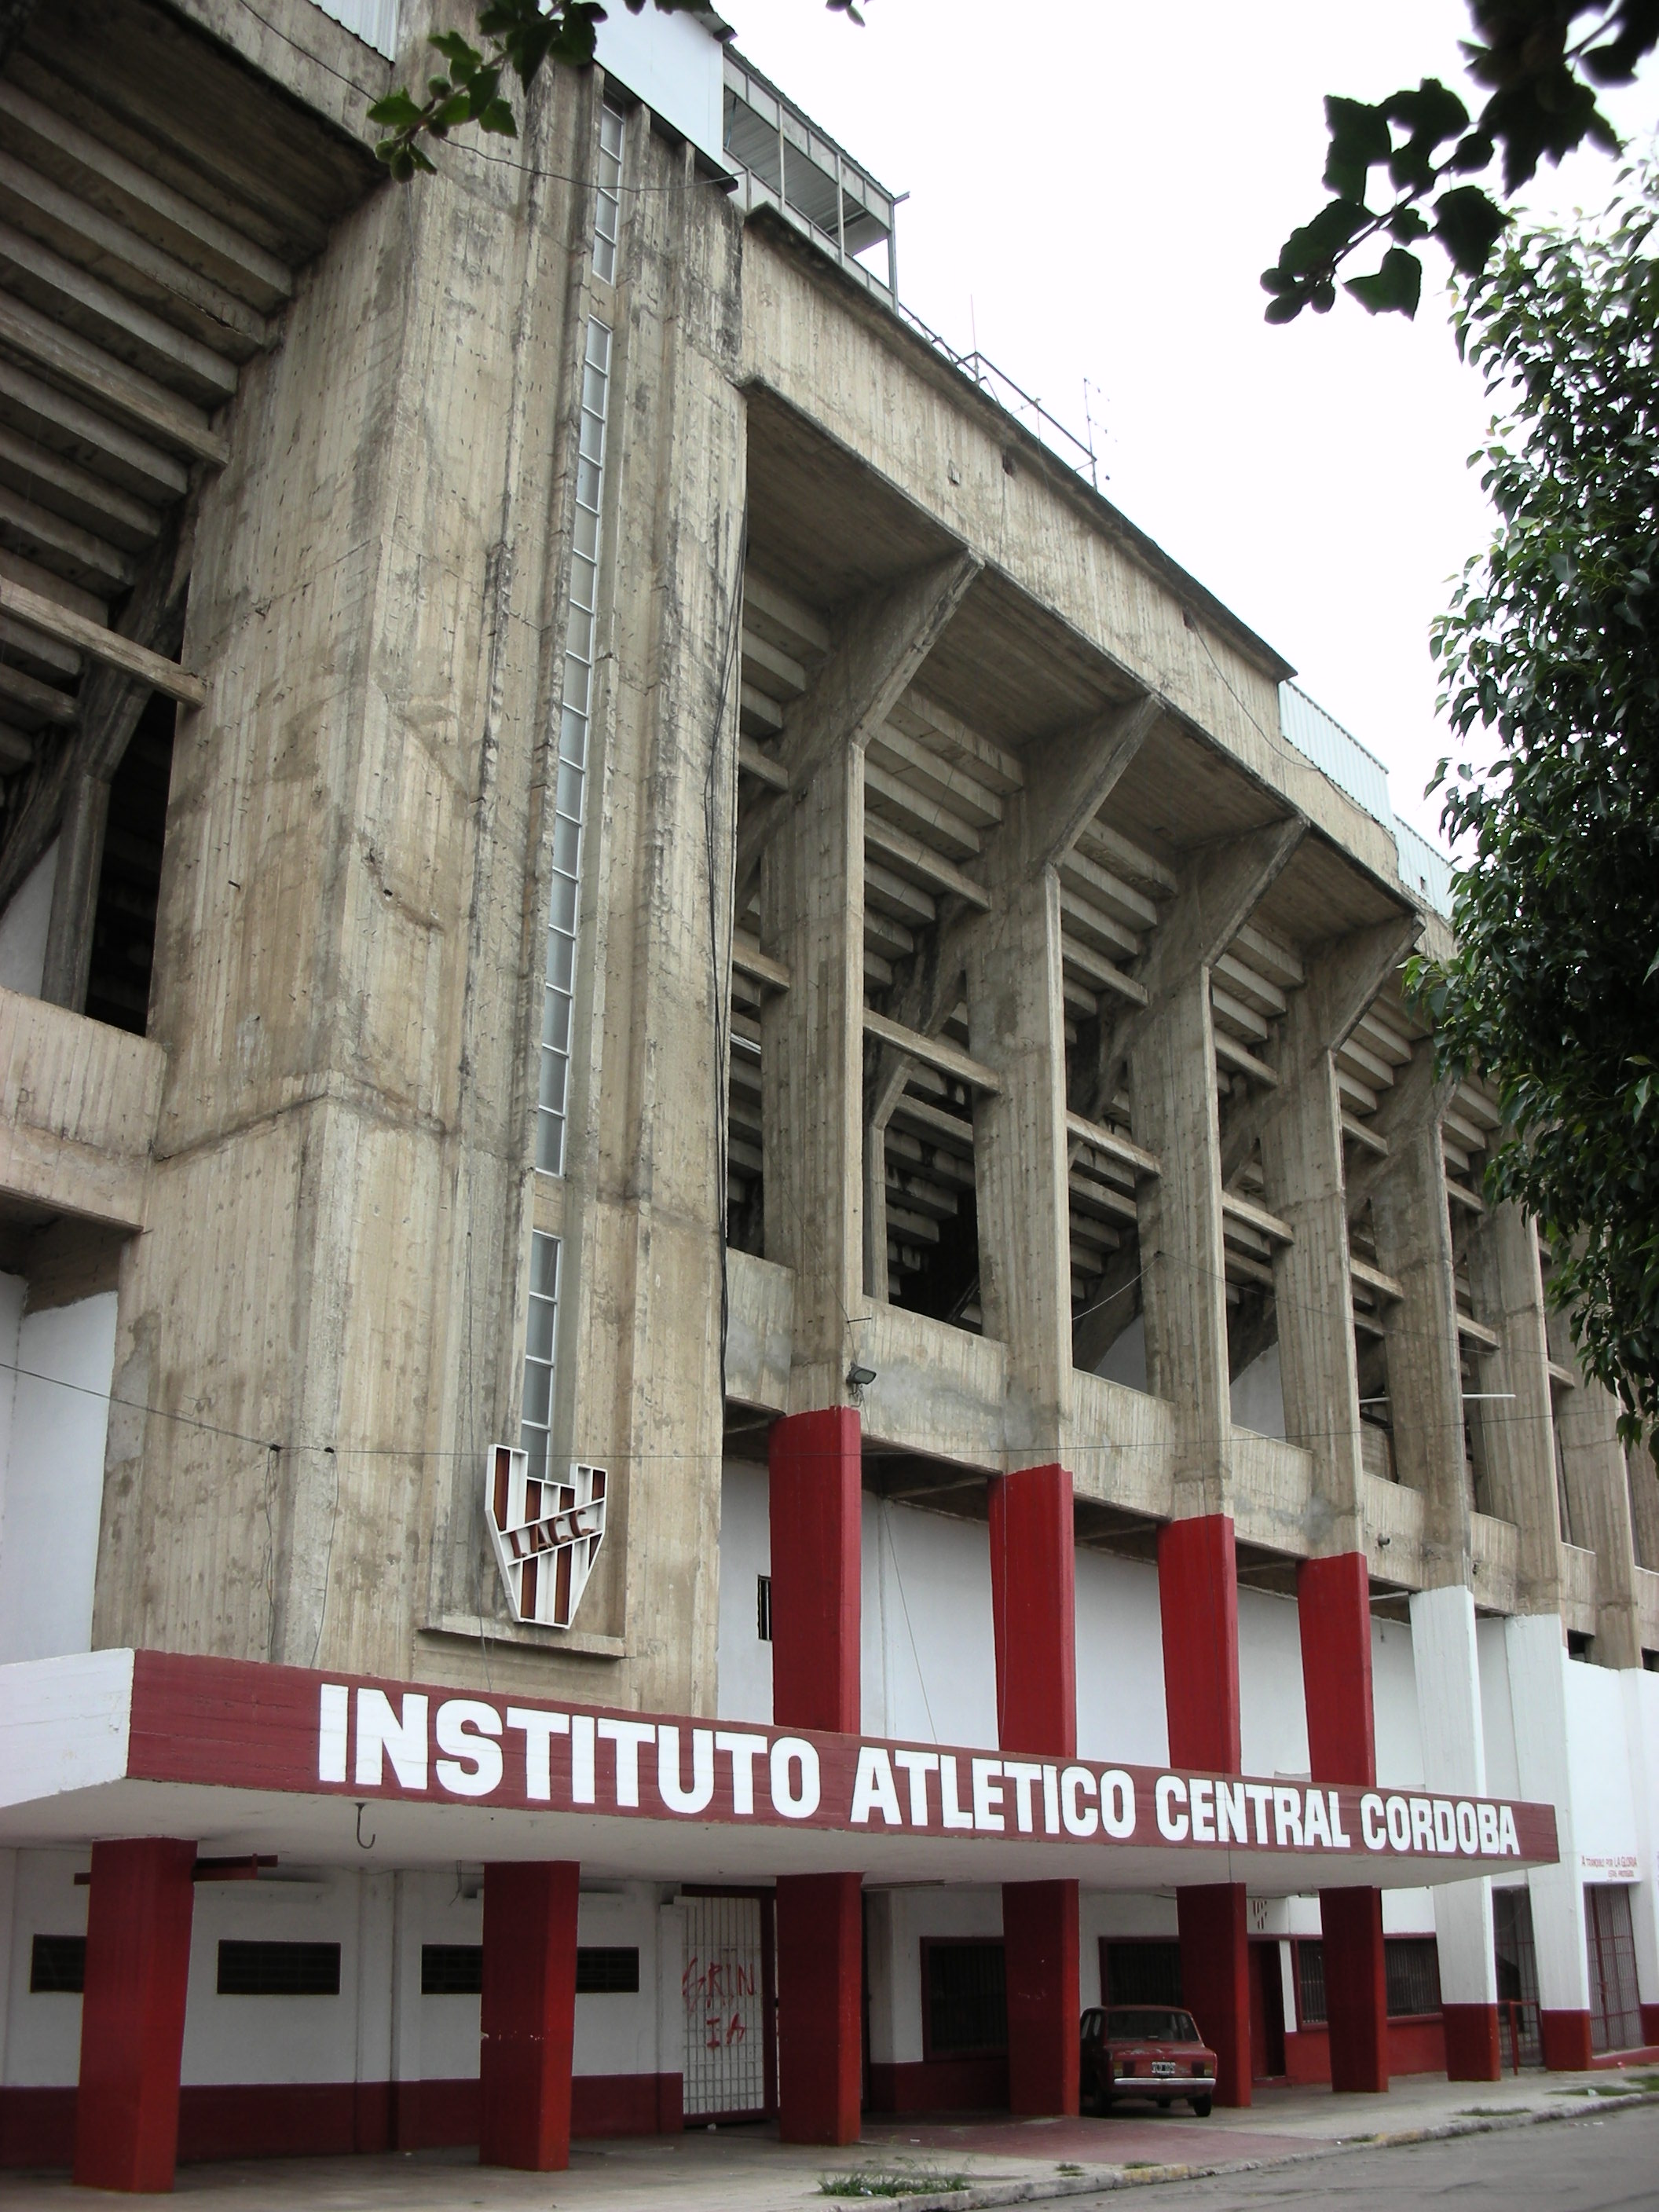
1540,2009 -> 1593,2072
480,1861 -> 580,2170
1177,1883 -> 1250,2108
1643,2001 -> 1659,2046
1319,1888 -> 1388,2093
74,1837 -> 196,2193
1003,1880 -> 1079,2117
776,1872 -> 862,2144
1442,2002 -> 1502,2082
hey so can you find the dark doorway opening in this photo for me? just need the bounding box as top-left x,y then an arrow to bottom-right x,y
85,690 -> 174,1035
1248,1942 -> 1287,2079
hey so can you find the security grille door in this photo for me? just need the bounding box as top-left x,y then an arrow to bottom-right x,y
682,1895 -> 766,2119
1492,1889 -> 1541,2067
1586,1884 -> 1643,2054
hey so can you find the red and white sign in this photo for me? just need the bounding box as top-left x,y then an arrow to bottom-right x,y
94,1653 -> 1557,1871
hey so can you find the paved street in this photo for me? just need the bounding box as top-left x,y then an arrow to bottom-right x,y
1068,2100 -> 1659,2210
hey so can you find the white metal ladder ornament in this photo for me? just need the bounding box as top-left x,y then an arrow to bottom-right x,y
486,1445 -> 606,1628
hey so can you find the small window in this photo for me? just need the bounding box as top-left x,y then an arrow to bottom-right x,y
422,1943 -> 482,1995
577,1946 -> 639,1995
30,1936 -> 86,1994
756,1573 -> 772,1642
1643,1649 -> 1659,1673
1296,1939 -> 1327,2027
924,1939 -> 1005,2056
1567,1631 -> 1595,1662
217,1941 -> 341,1997
1385,1937 -> 1442,2019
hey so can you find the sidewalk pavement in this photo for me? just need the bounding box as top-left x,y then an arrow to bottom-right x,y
5,2067 -> 1657,2210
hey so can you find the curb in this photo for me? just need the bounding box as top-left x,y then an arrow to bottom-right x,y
817,2083 -> 1659,2212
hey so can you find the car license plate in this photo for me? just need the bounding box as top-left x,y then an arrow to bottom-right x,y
1151,2061 -> 1177,2077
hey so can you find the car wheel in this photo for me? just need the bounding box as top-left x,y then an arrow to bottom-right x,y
1191,2096 -> 1212,2118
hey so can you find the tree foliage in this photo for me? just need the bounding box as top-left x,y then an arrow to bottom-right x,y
368,0 -> 862,180
1262,1 -> 1659,322
1406,161 -> 1659,1455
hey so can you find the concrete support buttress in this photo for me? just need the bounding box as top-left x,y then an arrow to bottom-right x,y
1368,1047 -> 1469,1586
968,861 -> 1071,1453
1463,1204 -> 1562,1611
1546,1306 -> 1641,1669
1410,1584 -> 1501,2078
989,1461 -> 1079,2116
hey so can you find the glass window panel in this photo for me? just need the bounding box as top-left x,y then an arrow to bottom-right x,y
549,874 -> 578,933
537,1113 -> 565,1176
539,1047 -> 569,1110
583,363 -> 609,415
547,932 -> 575,992
543,991 -> 571,1051
587,320 -> 612,371
573,503 -> 599,560
566,605 -> 594,665
557,760 -> 585,817
526,1298 -> 556,1361
562,656 -> 591,719
552,815 -> 581,874
577,456 -> 602,509
531,1232 -> 560,1297
522,1362 -> 553,1426
569,552 -> 597,613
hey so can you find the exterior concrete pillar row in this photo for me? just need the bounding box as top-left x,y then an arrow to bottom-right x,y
1297,1553 -> 1390,2093
990,1461 -> 1080,2118
73,1837 -> 196,2194
1503,1610 -> 1593,2069
769,1406 -> 863,2144
1158,1513 -> 1250,2108
479,1859 -> 580,2170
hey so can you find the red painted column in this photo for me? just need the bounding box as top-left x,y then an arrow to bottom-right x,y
770,1407 -> 862,2144
74,1837 -> 196,2193
479,1860 -> 580,2170
1158,1515 -> 1250,2108
1540,2009 -> 1594,2071
990,1462 -> 1079,2116
1297,1552 -> 1391,2093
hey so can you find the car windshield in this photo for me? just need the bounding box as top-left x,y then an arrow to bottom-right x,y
1106,2008 -> 1199,2042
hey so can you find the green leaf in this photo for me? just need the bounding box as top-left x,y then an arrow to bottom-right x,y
1434,185 -> 1510,276
366,88 -> 424,128
1344,246 -> 1423,317
428,29 -> 483,71
1323,95 -> 1390,201
478,97 -> 518,136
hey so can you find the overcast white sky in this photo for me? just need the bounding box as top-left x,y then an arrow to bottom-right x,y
721,1 -> 1650,843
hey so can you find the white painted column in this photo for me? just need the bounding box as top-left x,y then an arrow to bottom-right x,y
390,1872 -> 423,2098
1411,1585 -> 1498,2005
0,1848 -> 16,2086
1621,1671 -> 1659,2024
862,1891 -> 898,2071
656,1899 -> 686,2099
356,1871 -> 395,2109
1505,1613 -> 1591,2017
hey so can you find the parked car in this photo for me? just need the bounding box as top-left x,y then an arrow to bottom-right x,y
1079,2005 -> 1217,2117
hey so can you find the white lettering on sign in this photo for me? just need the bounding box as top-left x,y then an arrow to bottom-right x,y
310,1684 -> 1544,1865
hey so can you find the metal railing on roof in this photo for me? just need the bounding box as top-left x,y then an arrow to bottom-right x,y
723,49 -> 898,302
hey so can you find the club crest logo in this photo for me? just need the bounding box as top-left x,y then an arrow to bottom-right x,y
487,1446 -> 606,1628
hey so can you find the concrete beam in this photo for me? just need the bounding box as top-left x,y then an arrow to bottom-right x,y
1021,693 -> 1162,881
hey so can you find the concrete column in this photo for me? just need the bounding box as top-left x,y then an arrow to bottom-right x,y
1159,1514 -> 1249,2107
1619,1672 -> 1659,2042
1463,1205 -> 1562,1610
968,860 -> 1071,1449
73,1837 -> 196,2193
479,1860 -> 580,2170
39,770 -> 108,1013
389,1871 -> 423,2149
655,1901 -> 687,2133
769,1406 -> 862,2144
989,1462 -> 1079,2116
1133,967 -> 1233,1519
1504,1611 -> 1592,2067
1547,1309 -> 1641,1669
1298,1552 -> 1389,2092
1410,1584 -> 1501,2078
762,745 -> 866,1412
1369,1053 -> 1469,1584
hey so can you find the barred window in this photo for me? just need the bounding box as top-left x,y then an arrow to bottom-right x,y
518,1229 -> 561,1482
924,1939 -> 1005,2056
1296,1939 -> 1327,2027
217,1941 -> 340,1997
1385,1937 -> 1442,2018
577,1946 -> 639,1994
418,1943 -> 638,1995
1104,1939 -> 1183,2009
